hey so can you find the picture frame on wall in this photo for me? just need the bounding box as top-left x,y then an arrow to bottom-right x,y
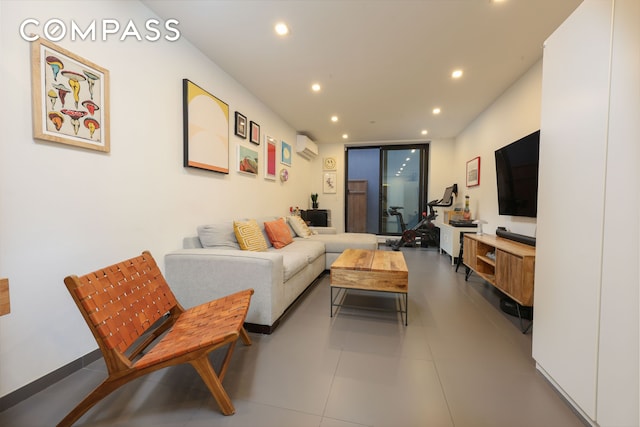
281,140 -> 292,166
31,38 -> 110,152
237,145 -> 259,175
323,172 -> 337,193
466,156 -> 480,187
182,79 -> 229,173
234,112 -> 247,138
264,135 -> 277,180
250,121 -> 260,145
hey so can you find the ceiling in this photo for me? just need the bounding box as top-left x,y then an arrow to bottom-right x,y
143,0 -> 582,145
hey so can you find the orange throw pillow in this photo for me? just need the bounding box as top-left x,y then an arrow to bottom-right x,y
264,218 -> 294,249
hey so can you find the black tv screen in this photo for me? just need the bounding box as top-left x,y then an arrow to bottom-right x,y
494,130 -> 540,218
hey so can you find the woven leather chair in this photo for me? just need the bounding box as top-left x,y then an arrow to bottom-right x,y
58,251 -> 253,427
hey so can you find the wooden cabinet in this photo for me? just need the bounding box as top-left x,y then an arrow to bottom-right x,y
463,234 -> 535,306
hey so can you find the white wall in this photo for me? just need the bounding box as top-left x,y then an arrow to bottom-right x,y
0,0 -> 314,398
453,61 -> 543,238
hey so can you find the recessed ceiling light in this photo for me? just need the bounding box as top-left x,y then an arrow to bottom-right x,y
433,107 -> 441,115
275,22 -> 289,36
331,116 -> 338,122
421,130 -> 428,135
452,69 -> 463,79
311,83 -> 321,92
342,134 -> 348,139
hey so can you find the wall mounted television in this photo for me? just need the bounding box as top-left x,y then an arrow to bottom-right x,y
494,130 -> 540,218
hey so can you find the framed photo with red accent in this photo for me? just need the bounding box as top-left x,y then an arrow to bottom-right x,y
250,121 -> 260,145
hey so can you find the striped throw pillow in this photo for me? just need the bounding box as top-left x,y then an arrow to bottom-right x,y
233,219 -> 268,251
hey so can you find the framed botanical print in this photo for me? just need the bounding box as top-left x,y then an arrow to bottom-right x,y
31,38 -> 110,152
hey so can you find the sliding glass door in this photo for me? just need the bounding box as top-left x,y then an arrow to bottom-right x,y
346,144 -> 428,235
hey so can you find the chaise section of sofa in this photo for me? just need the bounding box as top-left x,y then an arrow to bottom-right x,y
308,226 -> 379,268
164,216 -> 377,333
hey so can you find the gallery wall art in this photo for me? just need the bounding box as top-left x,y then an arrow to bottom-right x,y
183,79 -> 229,173
466,156 -> 480,187
264,136 -> 277,180
281,140 -> 292,166
237,145 -> 258,175
235,111 -> 247,139
31,38 -> 110,152
250,121 -> 260,145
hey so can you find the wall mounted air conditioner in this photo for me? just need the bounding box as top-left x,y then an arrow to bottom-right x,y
296,134 -> 318,159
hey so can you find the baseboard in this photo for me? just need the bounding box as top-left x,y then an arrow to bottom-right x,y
535,363 -> 596,427
0,349 -> 102,412
0,272 -> 328,410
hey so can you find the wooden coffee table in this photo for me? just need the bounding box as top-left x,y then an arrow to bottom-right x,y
330,249 -> 409,325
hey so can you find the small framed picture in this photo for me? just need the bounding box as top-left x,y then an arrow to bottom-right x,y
234,112 -> 247,138
237,145 -> 258,175
323,172 -> 337,193
250,121 -> 260,145
466,156 -> 480,187
281,140 -> 292,166
264,135 -> 277,180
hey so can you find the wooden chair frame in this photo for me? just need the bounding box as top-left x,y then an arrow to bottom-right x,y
58,251 -> 253,427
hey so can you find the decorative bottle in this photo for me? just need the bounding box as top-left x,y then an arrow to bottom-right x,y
463,195 -> 471,220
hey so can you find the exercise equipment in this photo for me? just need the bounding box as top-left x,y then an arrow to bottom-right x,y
386,184 -> 458,251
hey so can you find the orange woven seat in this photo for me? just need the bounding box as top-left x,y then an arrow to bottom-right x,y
58,251 -> 253,427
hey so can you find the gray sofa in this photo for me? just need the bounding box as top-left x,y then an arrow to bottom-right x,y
165,217 -> 378,333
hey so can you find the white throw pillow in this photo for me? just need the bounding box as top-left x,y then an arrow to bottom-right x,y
287,215 -> 314,238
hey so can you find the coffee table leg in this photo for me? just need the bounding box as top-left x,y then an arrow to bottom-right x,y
404,293 -> 408,326
330,286 -> 333,317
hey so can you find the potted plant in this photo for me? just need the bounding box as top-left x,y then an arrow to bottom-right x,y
311,193 -> 319,209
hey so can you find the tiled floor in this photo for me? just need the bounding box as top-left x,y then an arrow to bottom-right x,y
0,247 -> 587,427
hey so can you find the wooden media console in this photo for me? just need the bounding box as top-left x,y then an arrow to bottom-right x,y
463,233 -> 536,309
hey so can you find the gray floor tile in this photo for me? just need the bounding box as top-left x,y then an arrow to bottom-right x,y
0,247 -> 587,427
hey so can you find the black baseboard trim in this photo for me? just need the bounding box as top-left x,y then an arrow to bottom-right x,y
0,272 -> 329,410
0,349 -> 102,412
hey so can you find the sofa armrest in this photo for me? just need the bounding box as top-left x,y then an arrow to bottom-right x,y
164,248 -> 285,326
309,226 -> 337,235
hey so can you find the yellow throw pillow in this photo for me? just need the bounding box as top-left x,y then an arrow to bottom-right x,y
264,217 -> 294,249
233,219 -> 268,251
287,215 -> 314,238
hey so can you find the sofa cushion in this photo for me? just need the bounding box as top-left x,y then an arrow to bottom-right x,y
287,215 -> 315,238
197,222 -> 240,249
264,218 -> 294,249
274,239 -> 325,281
255,216 -> 279,248
280,239 -> 326,263
233,219 -> 268,251
309,232 -> 378,253
278,250 -> 309,281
